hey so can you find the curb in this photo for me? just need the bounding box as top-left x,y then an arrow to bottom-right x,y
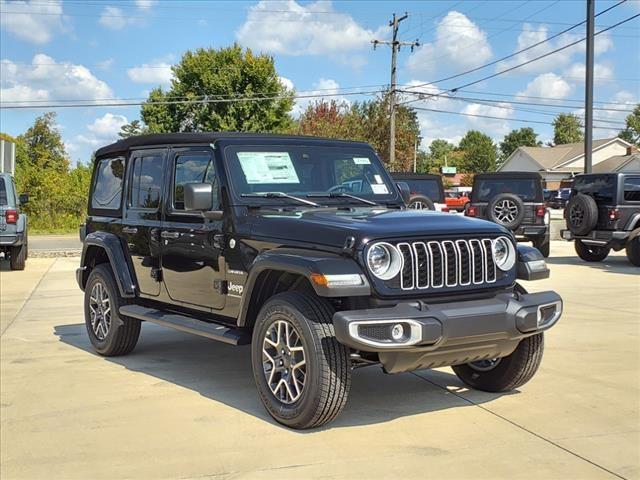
30,250 -> 82,258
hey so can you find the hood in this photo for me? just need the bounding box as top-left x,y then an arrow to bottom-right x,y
249,207 -> 509,248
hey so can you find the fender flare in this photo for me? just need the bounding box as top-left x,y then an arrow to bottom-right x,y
237,248 -> 370,327
516,244 -> 549,281
80,231 -> 136,297
627,213 -> 640,231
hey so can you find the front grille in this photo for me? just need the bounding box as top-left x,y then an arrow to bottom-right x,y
396,238 -> 497,291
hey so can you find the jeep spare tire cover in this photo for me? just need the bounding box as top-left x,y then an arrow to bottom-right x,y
407,195 -> 435,210
487,193 -> 525,230
566,193 -> 598,235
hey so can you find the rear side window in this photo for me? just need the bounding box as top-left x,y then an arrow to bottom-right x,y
173,153 -> 216,210
92,157 -> 125,210
0,177 -> 7,206
473,178 -> 539,202
404,179 -> 443,202
129,155 -> 164,209
572,175 -> 615,204
624,177 -> 640,202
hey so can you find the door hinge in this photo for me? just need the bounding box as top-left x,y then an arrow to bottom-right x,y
151,267 -> 163,282
214,279 -> 228,294
213,233 -> 225,249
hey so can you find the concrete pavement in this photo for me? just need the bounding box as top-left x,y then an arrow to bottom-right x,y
1,242 -> 638,479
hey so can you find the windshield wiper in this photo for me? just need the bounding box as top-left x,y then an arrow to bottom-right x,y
307,192 -> 379,206
241,192 -> 321,207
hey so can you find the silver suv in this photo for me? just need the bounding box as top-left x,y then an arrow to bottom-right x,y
0,173 -> 29,270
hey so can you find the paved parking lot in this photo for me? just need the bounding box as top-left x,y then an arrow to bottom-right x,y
1,242 -> 638,479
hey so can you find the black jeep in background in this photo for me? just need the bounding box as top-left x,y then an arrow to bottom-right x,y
77,133 -> 562,429
466,172 -> 550,257
390,173 -> 446,211
561,172 -> 640,266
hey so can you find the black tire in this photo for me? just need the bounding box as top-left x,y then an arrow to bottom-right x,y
566,193 -> 598,236
407,195 -> 435,210
575,239 -> 609,262
84,264 -> 141,356
9,243 -> 26,270
251,291 -> 351,429
625,235 -> 640,267
487,193 -> 525,230
452,333 -> 545,392
532,234 -> 550,258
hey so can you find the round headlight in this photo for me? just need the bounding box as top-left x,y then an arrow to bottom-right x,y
492,237 -> 516,271
367,242 -> 402,280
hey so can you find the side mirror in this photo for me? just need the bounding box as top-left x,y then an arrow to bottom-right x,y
19,193 -> 29,205
396,182 -> 411,204
183,183 -> 223,220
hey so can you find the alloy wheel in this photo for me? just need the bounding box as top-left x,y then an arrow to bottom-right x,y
493,200 -> 519,223
262,319 -> 307,404
409,200 -> 426,210
89,281 -> 111,340
569,204 -> 585,228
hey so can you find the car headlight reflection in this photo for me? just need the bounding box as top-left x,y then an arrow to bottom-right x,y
492,236 -> 516,271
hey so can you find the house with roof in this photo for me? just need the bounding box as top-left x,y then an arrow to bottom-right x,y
498,137 -> 638,189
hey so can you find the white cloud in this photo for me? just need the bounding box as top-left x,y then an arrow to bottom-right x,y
135,0 -> 156,10
497,25 -> 613,75
99,6 -> 133,30
1,54 -> 113,105
0,0 -> 66,44
407,11 -> 492,75
563,62 -> 614,85
517,73 -> 573,100
76,113 -> 128,148
127,61 -> 173,86
278,76 -> 294,92
236,0 -> 383,63
461,102 -> 513,137
96,58 -> 114,70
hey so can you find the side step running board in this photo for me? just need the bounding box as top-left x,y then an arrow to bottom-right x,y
119,305 -> 251,345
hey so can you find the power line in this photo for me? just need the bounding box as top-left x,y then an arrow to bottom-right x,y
454,89 -> 639,106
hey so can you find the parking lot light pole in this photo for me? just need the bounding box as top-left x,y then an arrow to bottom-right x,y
584,0 -> 595,174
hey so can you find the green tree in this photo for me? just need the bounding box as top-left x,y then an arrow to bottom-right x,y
552,113 -> 583,145
499,127 -> 540,160
119,120 -> 146,138
141,44 -> 294,133
18,112 -> 69,173
425,139 -> 456,173
618,104 -> 640,147
458,130 -> 497,173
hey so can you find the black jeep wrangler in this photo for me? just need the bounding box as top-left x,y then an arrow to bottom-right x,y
561,172 -> 640,266
390,173 -> 446,211
77,133 -> 562,429
466,172 -> 550,257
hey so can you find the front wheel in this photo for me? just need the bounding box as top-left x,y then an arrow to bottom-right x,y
251,291 -> 351,429
452,333 -> 544,392
575,239 -> 609,262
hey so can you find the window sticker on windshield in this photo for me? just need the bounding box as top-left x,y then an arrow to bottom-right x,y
353,157 -> 370,165
371,184 -> 389,194
374,174 -> 383,184
237,152 -> 300,184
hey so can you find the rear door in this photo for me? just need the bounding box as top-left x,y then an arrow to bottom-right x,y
573,175 -> 617,230
160,147 -> 226,310
122,149 -> 166,296
620,176 -> 640,229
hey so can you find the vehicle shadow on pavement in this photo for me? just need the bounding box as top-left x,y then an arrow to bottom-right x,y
545,255 -> 637,275
54,322 -> 504,430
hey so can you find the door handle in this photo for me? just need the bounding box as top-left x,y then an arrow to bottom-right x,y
122,226 -> 138,234
161,231 -> 180,239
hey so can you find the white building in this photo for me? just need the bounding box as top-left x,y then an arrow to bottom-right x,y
499,138 -> 638,189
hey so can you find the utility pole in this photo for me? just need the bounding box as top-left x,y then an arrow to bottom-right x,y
413,138 -> 417,172
372,13 -> 419,170
584,0 -> 595,173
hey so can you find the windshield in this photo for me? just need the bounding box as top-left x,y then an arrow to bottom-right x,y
473,178 -> 541,202
224,145 -> 399,204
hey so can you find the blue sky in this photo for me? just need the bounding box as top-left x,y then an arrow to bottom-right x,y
1,0 -> 639,164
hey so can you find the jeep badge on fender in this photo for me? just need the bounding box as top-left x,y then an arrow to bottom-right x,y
77,133 -> 562,429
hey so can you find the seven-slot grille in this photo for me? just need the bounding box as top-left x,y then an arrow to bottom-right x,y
395,239 -> 497,290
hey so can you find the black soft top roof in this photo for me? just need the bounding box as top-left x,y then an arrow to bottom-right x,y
390,172 -> 443,180
474,171 -> 542,181
94,132 -> 371,158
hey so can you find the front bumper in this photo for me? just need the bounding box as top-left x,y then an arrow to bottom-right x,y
515,225 -> 547,237
333,291 -> 562,373
561,229 -> 629,249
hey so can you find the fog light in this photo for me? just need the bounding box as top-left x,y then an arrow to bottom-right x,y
391,323 -> 405,341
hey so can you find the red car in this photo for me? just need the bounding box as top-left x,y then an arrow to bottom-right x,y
444,190 -> 470,211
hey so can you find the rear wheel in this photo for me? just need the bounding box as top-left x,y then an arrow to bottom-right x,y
251,291 -> 351,429
407,195 -> 435,210
84,264 -> 141,356
533,234 -> 550,258
575,239 -> 609,262
9,243 -> 26,270
452,333 -> 545,392
625,235 -> 640,267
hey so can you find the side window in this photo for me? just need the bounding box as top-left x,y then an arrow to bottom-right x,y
129,155 -> 163,209
92,157 -> 124,210
0,177 -> 7,206
624,177 -> 640,202
173,153 -> 216,210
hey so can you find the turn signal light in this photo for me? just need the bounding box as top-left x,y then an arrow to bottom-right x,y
5,209 -> 18,224
465,205 -> 477,217
608,208 -> 619,221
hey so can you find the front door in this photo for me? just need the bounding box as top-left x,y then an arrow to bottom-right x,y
161,147 -> 225,310
122,149 -> 166,296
